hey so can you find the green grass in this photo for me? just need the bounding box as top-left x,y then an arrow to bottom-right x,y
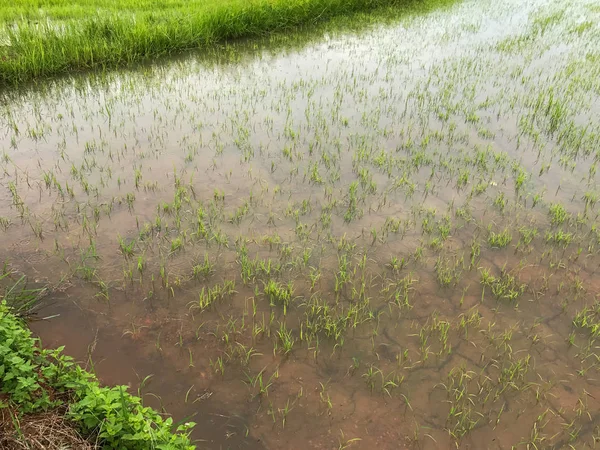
0,273 -> 46,318
0,0 -> 455,85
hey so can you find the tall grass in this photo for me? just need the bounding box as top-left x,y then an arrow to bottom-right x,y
0,273 -> 46,318
0,0 -> 453,85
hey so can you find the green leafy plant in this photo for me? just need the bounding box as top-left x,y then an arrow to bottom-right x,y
0,300 -> 195,449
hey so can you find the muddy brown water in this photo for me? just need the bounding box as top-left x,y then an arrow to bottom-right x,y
2,0 -> 600,448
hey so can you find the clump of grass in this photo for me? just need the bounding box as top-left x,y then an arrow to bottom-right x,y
344,181 -> 362,222
192,253 -> 214,279
517,226 -> 538,248
192,280 -> 236,310
170,236 -> 183,253
548,203 -> 569,226
487,227 -> 512,248
118,235 -> 136,258
545,229 -> 573,247
277,322 -> 296,355
0,273 -> 46,318
480,267 -> 525,303
573,303 -> 600,337
264,280 -> 294,313
387,255 -> 407,272
435,255 -> 462,287
244,367 -> 276,399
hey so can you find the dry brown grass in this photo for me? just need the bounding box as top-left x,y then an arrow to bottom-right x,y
0,407 -> 97,450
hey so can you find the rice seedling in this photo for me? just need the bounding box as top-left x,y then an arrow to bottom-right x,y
480,267 -> 526,303
170,236 -> 184,253
276,322 -> 295,355
387,255 -> 407,272
362,365 -> 381,393
487,226 -> 512,248
244,367 -> 276,400
210,356 -> 225,376
278,398 -> 294,428
337,431 -> 361,449
435,255 -> 462,287
573,303 -> 600,337
118,235 -> 136,258
264,280 -> 294,314
517,226 -> 538,249
191,280 -> 236,311
549,203 -> 569,226
545,229 -> 574,247
192,253 -> 214,279
235,343 -> 261,366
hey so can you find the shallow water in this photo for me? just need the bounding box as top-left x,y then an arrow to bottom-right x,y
2,0 -> 600,448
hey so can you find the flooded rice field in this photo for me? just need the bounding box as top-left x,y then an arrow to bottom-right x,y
2,0 -> 600,448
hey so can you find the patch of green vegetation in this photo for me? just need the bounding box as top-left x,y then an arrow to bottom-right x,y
0,300 -> 195,449
573,303 -> 600,337
264,279 -> 294,310
487,227 -> 512,248
0,0 -> 458,85
480,267 -> 525,303
549,203 -> 569,226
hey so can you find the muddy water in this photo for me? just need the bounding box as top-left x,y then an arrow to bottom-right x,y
2,0 -> 600,448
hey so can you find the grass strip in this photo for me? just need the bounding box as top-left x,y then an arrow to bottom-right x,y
0,0 -> 455,85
